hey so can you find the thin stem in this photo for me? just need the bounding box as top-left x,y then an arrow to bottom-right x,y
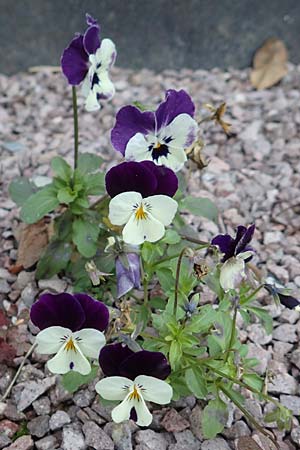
173,247 -> 188,317
72,86 -> 79,171
240,284 -> 264,306
225,300 -> 238,362
179,234 -> 210,246
90,194 -> 109,210
143,278 -> 149,306
153,244 -> 207,268
1,343 -> 37,402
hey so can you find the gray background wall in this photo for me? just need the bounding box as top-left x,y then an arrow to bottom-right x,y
1,0 -> 300,74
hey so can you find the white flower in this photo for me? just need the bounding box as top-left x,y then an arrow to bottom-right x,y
108,191 -> 178,245
82,38 -> 116,112
95,375 -> 173,426
35,326 -> 106,375
220,251 -> 254,292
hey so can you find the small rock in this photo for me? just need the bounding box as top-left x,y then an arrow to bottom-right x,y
73,389 -> 94,407
49,383 -> 72,406
0,280 -> 10,294
135,429 -> 168,450
246,343 -> 271,374
223,420 -> 251,439
264,231 -> 283,245
0,419 -> 19,438
280,395 -> 300,416
280,308 -> 299,324
273,341 -> 293,362
5,435 -> 34,450
15,271 -> 35,290
201,437 -> 231,450
38,277 -> 67,292
82,421 -> 114,450
35,435 -> 58,450
291,427 -> 300,446
0,435 -> 11,449
169,430 -> 200,450
17,376 -> 56,411
273,324 -> 298,343
189,405 -> 203,441
247,323 -> 272,345
110,422 -> 133,450
291,349 -> 300,370
62,425 -> 86,450
27,415 -> 50,438
21,284 -> 38,307
49,410 -> 71,430
161,408 -> 190,432
269,371 -> 297,395
32,396 -> 51,415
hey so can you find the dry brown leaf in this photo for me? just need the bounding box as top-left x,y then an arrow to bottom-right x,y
16,219 -> 50,269
250,38 -> 288,90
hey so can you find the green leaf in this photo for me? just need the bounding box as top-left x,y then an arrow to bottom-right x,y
9,177 -> 38,207
20,185 -> 59,224
186,305 -> 217,333
202,398 -> 228,439
51,156 -> 72,182
156,267 -> 174,293
78,153 -> 103,174
185,366 -> 208,398
85,173 -> 105,195
36,240 -> 72,279
149,296 -> 166,310
62,366 -> 98,393
160,229 -> 181,245
180,196 -> 218,222
132,101 -> 154,111
242,373 -> 263,392
57,187 -> 78,204
247,306 -> 273,334
169,340 -> 182,369
72,218 -> 100,258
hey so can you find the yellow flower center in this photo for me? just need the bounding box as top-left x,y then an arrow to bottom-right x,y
64,337 -> 77,353
135,204 -> 148,221
128,385 -> 140,401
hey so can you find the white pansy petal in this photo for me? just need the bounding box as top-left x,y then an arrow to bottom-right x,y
35,326 -> 71,355
163,113 -> 198,148
220,257 -> 246,292
95,376 -> 132,401
165,146 -> 187,172
109,191 -> 142,225
122,212 -> 165,245
237,250 -> 254,260
95,38 -> 116,69
47,342 -> 91,375
73,328 -> 106,359
85,89 -> 101,112
111,395 -> 132,423
135,375 -> 173,405
125,133 -> 153,162
134,396 -> 153,427
95,70 -> 115,100
145,195 -> 178,226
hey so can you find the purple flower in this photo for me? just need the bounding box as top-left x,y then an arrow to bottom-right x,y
31,292 -> 109,332
111,90 -> 198,172
116,253 -> 141,298
105,160 -> 178,198
264,281 -> 300,310
212,224 -> 255,263
61,14 -> 116,111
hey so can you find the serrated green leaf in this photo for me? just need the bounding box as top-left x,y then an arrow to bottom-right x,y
180,196 -> 218,222
51,156 -> 72,182
9,177 -> 38,207
185,366 -> 208,398
72,218 -> 100,258
202,398 -> 228,439
36,240 -> 72,279
20,185 -> 59,224
78,153 -> 103,174
62,366 -> 98,393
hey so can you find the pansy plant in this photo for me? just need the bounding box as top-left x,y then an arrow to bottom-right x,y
111,89 -> 198,172
95,343 -> 173,426
61,14 -> 116,111
31,293 -> 109,375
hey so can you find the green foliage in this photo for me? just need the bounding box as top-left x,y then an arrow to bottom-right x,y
72,218 -> 100,258
185,366 -> 208,398
202,398 -> 228,438
179,196 -> 218,222
36,240 -> 73,279
62,366 -> 99,393
20,184 -> 59,224
77,153 -> 103,174
9,176 -> 38,206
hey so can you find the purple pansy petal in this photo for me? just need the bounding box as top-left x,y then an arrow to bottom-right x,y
120,350 -> 171,380
30,293 -> 84,331
141,161 -> 178,197
86,13 -> 98,26
155,89 -> 195,130
211,234 -> 236,261
116,253 -> 141,298
99,343 -> 134,376
61,35 -> 89,85
83,24 -> 100,55
74,293 -> 109,331
111,106 -> 155,155
278,293 -> 300,309
235,224 -> 255,255
105,161 -> 157,198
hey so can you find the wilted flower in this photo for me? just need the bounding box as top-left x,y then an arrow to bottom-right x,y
61,14 -> 116,111
95,343 -> 172,426
106,161 -> 178,245
116,253 -> 141,298
204,102 -> 232,135
30,293 -> 109,375
212,225 -> 255,292
85,260 -> 112,286
264,277 -> 300,310
111,89 -> 198,172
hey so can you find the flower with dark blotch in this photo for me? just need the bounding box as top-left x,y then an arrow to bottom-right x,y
212,225 -> 255,292
264,278 -> 300,310
30,293 -> 109,375
106,161 -> 178,245
61,14 -> 116,111
95,343 -> 172,426
111,89 -> 198,172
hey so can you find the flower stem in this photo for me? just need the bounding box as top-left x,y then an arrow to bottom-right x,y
0,342 -> 37,402
179,234 -> 210,246
173,247 -> 188,317
72,86 -> 79,171
240,284 -> 264,305
225,299 -> 238,362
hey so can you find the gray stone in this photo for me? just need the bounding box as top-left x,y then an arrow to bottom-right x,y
246,343 -> 271,374
49,383 -> 72,406
32,396 -> 51,415
273,341 -> 293,362
0,435 -> 11,449
247,323 -> 272,345
73,389 -> 94,407
273,324 -> 298,343
62,425 -> 86,450
291,427 -> 300,446
82,421 -> 114,450
38,277 -> 67,292
15,271 -> 35,290
291,349 -> 300,370
0,280 -> 10,294
268,372 -> 298,395
170,430 -> 201,450
110,422 -> 133,450
4,435 -> 34,450
200,437 -> 231,450
189,405 -> 204,441
27,415 -> 50,437
223,420 -> 251,439
17,377 -> 56,411
35,435 -> 58,450
280,395 -> 300,416
135,429 -> 168,450
49,410 -> 71,430
21,283 -> 38,307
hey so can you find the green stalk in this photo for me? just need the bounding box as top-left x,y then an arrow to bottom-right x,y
225,300 -> 238,362
240,284 -> 264,305
72,86 -> 79,171
173,247 -> 188,317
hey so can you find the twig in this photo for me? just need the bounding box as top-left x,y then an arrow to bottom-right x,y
72,86 -> 79,171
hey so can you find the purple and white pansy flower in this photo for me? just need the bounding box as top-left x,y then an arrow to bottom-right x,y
30,293 -> 109,375
212,224 -> 255,292
61,14 -> 116,111
111,89 -> 198,172
95,343 -> 173,426
106,161 -> 178,245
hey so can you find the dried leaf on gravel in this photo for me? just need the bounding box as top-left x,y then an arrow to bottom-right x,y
16,220 -> 51,269
250,38 -> 288,90
0,337 -> 16,364
0,310 -> 8,327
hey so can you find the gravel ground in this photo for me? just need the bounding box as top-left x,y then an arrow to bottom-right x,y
0,64 -> 300,449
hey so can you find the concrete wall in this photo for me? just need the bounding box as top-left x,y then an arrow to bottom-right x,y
1,0 -> 300,74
